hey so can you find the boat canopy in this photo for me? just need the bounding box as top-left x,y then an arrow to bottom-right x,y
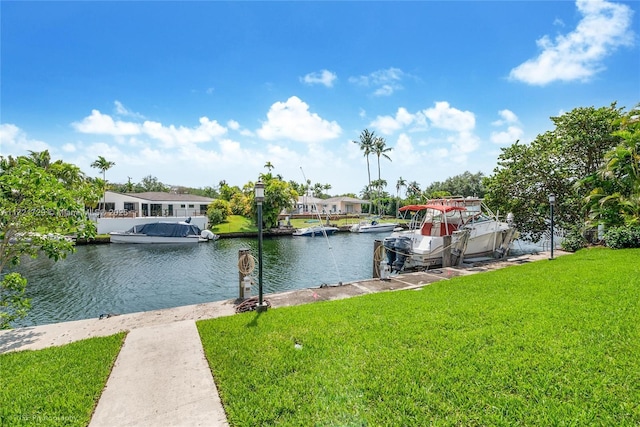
399,204 -> 466,213
128,222 -> 202,237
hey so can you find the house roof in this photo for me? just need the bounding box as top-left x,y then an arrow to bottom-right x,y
110,191 -> 214,203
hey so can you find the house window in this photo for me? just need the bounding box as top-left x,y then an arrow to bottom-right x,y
180,204 -> 186,208
142,204 -> 149,216
150,204 -> 162,216
168,205 -> 174,216
124,202 -> 135,212
188,204 -> 194,208
200,205 -> 207,215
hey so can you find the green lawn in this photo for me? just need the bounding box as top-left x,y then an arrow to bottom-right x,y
197,248 -> 640,426
0,333 -> 126,427
211,215 -> 256,234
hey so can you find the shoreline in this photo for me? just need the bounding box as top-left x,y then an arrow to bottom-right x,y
0,251 -> 562,354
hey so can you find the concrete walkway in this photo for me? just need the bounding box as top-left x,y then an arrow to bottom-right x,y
89,320 -> 228,427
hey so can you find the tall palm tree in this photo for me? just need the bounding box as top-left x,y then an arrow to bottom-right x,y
90,156 -> 115,212
396,176 -> 406,218
352,129 -> 376,198
264,161 -> 274,172
373,136 -> 392,214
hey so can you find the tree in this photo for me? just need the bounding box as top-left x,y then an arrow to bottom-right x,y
353,129 -> 376,198
424,171 -> 485,198
484,104 -> 624,241
264,161 -> 274,172
1,155 -> 99,328
373,137 -> 392,211
90,156 -> 115,211
207,199 -> 232,226
582,104 -> 640,228
140,175 -> 169,192
251,175 -> 298,229
396,176 -> 406,218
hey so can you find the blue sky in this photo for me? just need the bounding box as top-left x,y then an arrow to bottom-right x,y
1,0 -> 638,195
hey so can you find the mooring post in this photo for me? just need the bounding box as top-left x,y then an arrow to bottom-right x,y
442,235 -> 452,267
238,248 -> 250,299
373,239 -> 382,278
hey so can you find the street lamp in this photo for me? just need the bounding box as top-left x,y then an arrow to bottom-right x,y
254,180 -> 268,312
549,193 -> 555,260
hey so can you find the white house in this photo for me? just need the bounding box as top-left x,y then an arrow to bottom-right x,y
94,191 -> 214,234
96,191 -> 213,217
293,196 -> 369,215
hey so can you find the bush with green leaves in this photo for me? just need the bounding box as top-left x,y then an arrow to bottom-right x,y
207,199 -> 231,226
560,227 -> 588,252
604,225 -> 640,249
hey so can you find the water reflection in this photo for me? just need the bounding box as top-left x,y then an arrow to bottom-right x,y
14,233 -> 381,327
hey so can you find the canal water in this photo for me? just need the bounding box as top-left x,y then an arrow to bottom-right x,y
13,233 -> 382,327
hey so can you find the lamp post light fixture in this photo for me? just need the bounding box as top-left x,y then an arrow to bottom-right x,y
549,193 -> 555,260
254,180 -> 268,312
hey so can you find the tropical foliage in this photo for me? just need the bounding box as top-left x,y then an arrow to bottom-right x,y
484,103 -> 626,242
0,151 -> 100,328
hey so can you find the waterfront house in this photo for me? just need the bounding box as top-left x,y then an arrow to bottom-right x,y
94,191 -> 214,234
294,196 -> 369,215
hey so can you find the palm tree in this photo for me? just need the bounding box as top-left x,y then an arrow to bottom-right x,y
396,176 -> 406,218
90,156 -> 115,212
352,129 -> 376,198
264,161 -> 274,172
373,136 -> 392,213
28,150 -> 51,168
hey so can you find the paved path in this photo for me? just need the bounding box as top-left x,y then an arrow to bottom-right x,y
89,320 -> 228,427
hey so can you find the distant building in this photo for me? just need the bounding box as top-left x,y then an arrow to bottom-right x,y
293,196 -> 369,215
97,191 -> 213,218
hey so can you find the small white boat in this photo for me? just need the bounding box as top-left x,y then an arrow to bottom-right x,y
350,219 -> 397,233
292,225 -> 339,237
109,221 -> 218,244
384,198 -> 516,270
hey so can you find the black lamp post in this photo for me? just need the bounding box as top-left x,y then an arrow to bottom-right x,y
549,193 -> 555,260
255,180 -> 268,312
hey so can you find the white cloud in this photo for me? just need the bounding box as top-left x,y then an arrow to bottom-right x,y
491,126 -> 524,145
256,96 -> 342,143
227,120 -> 240,130
423,101 -> 475,133
492,109 -> 519,126
73,110 -> 141,135
509,0 -> 635,85
73,110 -> 227,148
370,107 -> 419,135
491,109 -> 523,145
114,101 -> 145,119
349,67 -> 406,96
0,123 -> 50,156
301,69 -> 337,87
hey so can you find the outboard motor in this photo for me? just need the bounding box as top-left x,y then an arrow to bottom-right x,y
392,236 -> 412,271
383,237 -> 397,266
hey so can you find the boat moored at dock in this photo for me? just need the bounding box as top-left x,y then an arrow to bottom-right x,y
384,198 -> 517,271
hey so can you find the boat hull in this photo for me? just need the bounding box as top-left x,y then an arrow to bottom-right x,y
109,233 -> 205,244
292,226 -> 339,237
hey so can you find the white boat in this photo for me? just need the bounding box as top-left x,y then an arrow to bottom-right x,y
350,219 -> 397,233
384,198 -> 517,270
292,225 -> 339,237
109,221 -> 218,244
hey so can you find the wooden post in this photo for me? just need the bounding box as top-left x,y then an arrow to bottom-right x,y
442,235 -> 452,267
373,240 -> 382,278
238,249 -> 250,299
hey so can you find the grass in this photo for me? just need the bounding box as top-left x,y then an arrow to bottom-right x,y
197,247 -> 640,426
0,333 -> 126,427
211,215 -> 256,234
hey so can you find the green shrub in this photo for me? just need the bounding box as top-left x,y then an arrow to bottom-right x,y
604,225 -> 640,249
207,199 -> 231,225
560,227 -> 587,252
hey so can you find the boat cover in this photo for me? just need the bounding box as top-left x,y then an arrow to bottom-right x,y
128,222 -> 202,237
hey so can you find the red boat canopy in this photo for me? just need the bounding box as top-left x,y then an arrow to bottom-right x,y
399,204 -> 466,213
